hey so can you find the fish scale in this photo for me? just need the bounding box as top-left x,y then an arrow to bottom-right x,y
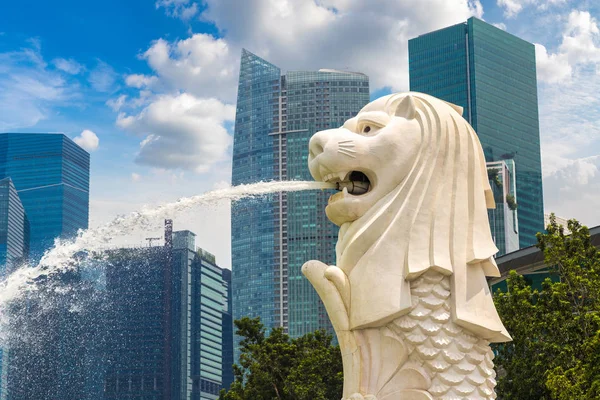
390,270 -> 497,400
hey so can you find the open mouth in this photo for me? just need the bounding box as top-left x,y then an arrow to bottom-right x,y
322,171 -> 371,195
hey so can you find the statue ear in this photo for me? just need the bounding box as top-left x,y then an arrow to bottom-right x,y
442,100 -> 463,116
394,95 -> 417,120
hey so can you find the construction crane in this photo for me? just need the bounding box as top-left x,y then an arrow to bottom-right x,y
145,237 -> 162,247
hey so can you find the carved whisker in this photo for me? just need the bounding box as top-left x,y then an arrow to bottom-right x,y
338,149 -> 357,158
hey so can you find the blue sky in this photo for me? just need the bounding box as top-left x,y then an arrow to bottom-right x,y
1,0 -> 599,268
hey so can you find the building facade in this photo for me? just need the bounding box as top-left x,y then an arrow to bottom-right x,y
0,177 -> 28,400
0,178 -> 28,275
231,49 -> 370,340
191,248 -> 225,400
2,133 -> 91,400
220,268 -> 233,391
104,245 -> 171,399
104,223 -> 226,400
487,160 -> 519,256
408,17 -> 544,249
0,133 -> 90,261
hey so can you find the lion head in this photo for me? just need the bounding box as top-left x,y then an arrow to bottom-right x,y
307,92 -> 510,342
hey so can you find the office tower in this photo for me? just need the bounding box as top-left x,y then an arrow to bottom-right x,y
487,160 -> 519,256
220,269 -> 233,391
104,222 -> 226,400
409,17 -> 544,249
231,49 -> 370,339
0,177 -> 28,399
104,245 -> 170,399
0,178 -> 28,274
2,133 -> 91,400
0,133 -> 90,261
192,248 -> 225,400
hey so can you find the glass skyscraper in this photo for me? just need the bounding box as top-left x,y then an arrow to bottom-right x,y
1,133 -> 90,400
104,224 -> 226,400
408,17 -> 544,249
231,50 -> 370,340
0,178 -> 28,274
104,246 -> 171,399
191,248 -> 225,400
0,177 -> 28,400
220,268 -> 233,392
487,160 -> 519,256
0,133 -> 90,260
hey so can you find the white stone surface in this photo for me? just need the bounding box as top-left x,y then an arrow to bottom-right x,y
302,92 -> 511,400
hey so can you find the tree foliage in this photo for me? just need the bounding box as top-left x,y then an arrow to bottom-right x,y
487,167 -> 502,189
505,193 -> 518,210
219,317 -> 343,400
494,214 -> 600,399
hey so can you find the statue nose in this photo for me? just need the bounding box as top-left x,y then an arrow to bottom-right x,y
309,131 -> 326,159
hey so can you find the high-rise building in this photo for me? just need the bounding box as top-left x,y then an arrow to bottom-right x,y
408,17 -> 544,249
487,160 -> 519,256
0,133 -> 90,261
191,248 -> 225,400
0,178 -> 28,274
2,133 -> 91,400
104,245 -> 170,399
231,49 -> 370,340
104,223 -> 226,400
0,177 -> 28,400
220,269 -> 233,391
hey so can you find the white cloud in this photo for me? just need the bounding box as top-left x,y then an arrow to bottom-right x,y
52,58 -> 84,74
73,129 -> 100,152
103,0 -> 488,187
543,155 -> 600,224
537,52 -> 600,228
549,156 -> 598,185
116,93 -> 234,172
493,22 -> 507,30
0,43 -> 79,130
128,0 -> 485,104
156,0 -> 199,20
560,11 -> 600,65
89,60 -> 119,92
470,0 -> 484,19
535,43 -> 572,83
106,94 -> 127,111
131,173 -> 141,182
199,0 -> 484,93
535,11 -> 600,84
496,0 -> 566,18
125,74 -> 159,89
139,34 -> 238,101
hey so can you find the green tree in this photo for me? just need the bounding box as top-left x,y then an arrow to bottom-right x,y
494,214 -> 600,399
219,317 -> 343,400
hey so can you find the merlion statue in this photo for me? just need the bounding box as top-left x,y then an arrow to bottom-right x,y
302,92 -> 511,400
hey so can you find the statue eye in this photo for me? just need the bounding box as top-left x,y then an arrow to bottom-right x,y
357,121 -> 383,135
